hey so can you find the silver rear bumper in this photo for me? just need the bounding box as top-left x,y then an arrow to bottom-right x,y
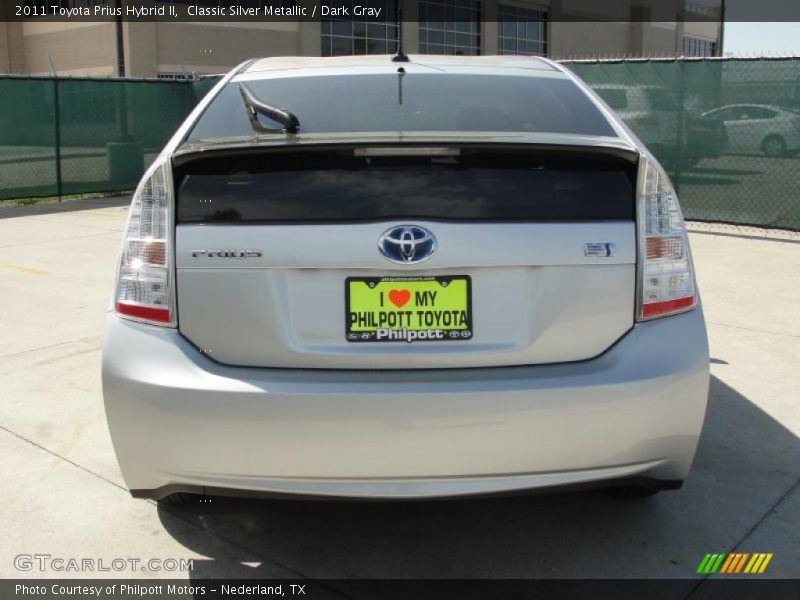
102,309 -> 709,499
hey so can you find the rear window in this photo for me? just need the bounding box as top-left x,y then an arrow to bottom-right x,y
186,73 -> 616,140
175,146 -> 635,223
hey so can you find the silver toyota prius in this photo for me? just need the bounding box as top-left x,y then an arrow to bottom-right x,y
102,55 -> 709,503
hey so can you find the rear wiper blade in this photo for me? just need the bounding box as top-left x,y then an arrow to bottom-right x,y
238,83 -> 300,134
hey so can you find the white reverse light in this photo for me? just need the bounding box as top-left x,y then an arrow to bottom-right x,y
114,163 -> 176,326
637,157 -> 697,320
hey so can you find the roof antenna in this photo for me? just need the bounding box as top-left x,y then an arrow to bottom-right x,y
397,66 -> 405,104
391,7 -> 409,62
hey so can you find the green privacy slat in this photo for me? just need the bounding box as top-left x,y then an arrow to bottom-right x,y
0,76 -> 221,201
566,58 -> 800,231
1,62 -> 799,232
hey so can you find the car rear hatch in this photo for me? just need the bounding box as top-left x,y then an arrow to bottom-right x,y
172,142 -> 638,369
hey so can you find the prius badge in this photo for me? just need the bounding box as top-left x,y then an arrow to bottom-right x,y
584,243 -> 616,258
191,249 -> 263,258
378,225 -> 437,264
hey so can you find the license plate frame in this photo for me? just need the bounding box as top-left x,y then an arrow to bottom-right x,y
345,275 -> 473,343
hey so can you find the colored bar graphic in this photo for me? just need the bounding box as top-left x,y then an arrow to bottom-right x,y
720,553 -> 739,574
745,554 -> 762,573
758,553 -> 773,573
719,554 -> 736,574
696,554 -> 713,574
711,554 -> 725,573
734,553 -> 750,573
700,552 -> 773,575
697,553 -> 727,574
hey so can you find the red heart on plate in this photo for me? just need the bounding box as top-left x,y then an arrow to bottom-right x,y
388,289 -> 411,309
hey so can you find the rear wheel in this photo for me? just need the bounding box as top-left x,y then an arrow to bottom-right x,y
762,135 -> 786,158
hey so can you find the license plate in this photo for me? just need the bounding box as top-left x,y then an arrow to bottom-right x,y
345,276 -> 473,343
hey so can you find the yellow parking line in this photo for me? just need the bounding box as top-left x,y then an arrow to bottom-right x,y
0,262 -> 48,276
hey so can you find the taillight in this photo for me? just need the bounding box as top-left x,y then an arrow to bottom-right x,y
636,156 -> 697,321
114,162 -> 176,327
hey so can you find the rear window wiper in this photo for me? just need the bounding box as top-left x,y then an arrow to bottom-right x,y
238,83 -> 300,134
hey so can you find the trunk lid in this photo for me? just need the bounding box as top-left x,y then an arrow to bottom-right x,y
173,143 -> 638,369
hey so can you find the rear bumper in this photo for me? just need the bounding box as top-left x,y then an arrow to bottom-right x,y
102,309 -> 709,499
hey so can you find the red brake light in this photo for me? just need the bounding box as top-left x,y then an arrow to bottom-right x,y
113,163 -> 176,327
637,157 -> 697,321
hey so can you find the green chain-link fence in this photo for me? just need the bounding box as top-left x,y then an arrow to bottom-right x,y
1,59 -> 799,231
0,75 -> 218,201
564,57 -> 800,231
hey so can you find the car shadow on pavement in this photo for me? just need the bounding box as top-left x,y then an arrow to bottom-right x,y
0,195 -> 130,219
156,374 -> 799,582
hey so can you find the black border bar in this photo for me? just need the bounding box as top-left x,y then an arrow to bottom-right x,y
5,579 -> 800,600
3,0 -> 800,23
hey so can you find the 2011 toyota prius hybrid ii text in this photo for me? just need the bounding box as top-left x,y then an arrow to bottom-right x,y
101,55 -> 709,503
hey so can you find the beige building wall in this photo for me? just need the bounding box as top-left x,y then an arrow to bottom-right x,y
683,20 -> 721,48
132,21 -> 304,77
0,21 -> 25,73
21,21 -> 116,76
0,0 -> 722,77
548,22 -> 720,58
549,22 -> 642,57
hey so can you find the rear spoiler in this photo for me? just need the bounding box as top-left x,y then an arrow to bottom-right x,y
172,139 -> 640,169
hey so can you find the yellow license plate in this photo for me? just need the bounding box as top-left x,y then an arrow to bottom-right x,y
346,276 -> 472,343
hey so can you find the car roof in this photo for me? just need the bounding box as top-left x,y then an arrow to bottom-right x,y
243,54 -> 560,75
169,53 -> 638,154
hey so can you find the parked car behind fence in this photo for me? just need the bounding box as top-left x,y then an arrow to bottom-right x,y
702,104 -> 800,157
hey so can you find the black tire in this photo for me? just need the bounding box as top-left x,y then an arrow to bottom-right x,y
762,135 -> 786,158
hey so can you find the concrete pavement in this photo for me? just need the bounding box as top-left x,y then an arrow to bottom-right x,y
0,200 -> 798,586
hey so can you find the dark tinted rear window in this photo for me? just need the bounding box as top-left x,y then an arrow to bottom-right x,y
176,147 -> 635,223
186,73 -> 616,140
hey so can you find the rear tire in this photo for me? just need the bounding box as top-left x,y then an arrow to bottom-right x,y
762,135 -> 786,158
